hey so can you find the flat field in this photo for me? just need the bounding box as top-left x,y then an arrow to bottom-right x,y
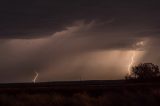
0,80 -> 160,106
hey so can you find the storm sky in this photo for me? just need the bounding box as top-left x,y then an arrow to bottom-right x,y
0,0 -> 160,82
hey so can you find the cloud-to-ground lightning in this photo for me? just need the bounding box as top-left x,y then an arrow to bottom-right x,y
33,71 -> 39,83
127,41 -> 145,75
128,51 -> 136,75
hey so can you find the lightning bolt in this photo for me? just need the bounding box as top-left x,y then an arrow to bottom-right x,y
128,51 -> 136,75
127,41 -> 145,75
33,71 -> 39,83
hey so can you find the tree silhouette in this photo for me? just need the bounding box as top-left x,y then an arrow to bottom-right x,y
126,63 -> 160,81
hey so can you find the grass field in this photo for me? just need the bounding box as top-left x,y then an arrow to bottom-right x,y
0,80 -> 160,106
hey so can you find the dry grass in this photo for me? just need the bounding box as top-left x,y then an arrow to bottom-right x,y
0,89 -> 160,106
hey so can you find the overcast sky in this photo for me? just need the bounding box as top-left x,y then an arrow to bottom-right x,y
0,0 -> 160,82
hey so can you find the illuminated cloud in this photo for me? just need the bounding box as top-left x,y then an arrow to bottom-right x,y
0,1 -> 159,82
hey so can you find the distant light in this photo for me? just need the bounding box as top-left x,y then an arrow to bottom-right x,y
136,41 -> 144,46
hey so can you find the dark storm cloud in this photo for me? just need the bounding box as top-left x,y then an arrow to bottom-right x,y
0,0 -> 160,38
0,0 -> 160,82
0,21 -> 148,82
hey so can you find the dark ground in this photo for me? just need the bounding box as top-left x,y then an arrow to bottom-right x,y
0,80 -> 160,106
